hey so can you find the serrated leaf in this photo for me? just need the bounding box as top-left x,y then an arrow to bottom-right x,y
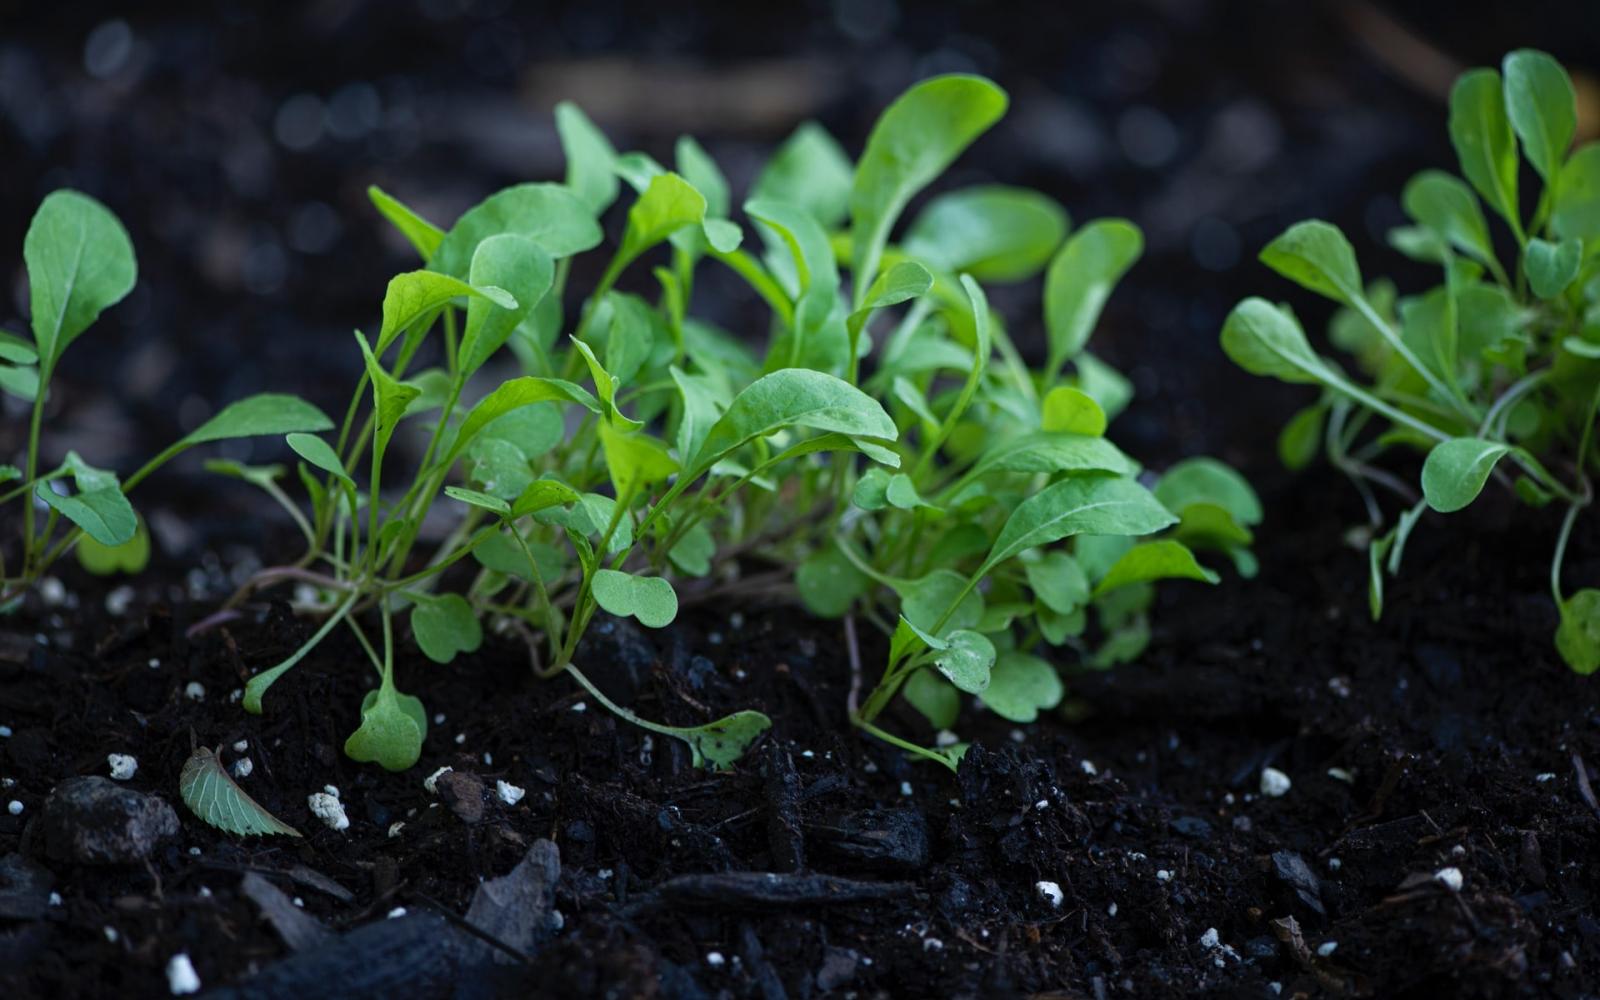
179,746 -> 302,838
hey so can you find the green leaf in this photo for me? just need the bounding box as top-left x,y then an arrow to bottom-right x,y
344,686 -> 427,772
1524,237 -> 1582,299
430,183 -> 602,278
1043,220 -> 1142,372
621,172 -> 707,263
668,520 -> 715,577
1553,144 -> 1600,244
899,568 -> 984,635
441,376 -> 600,468
598,421 -> 679,494
746,198 -> 839,294
1421,437 -> 1512,512
556,101 -> 620,214
978,651 -> 1063,723
854,260 -> 932,316
885,473 -> 937,511
1259,220 -> 1362,306
903,669 -> 960,729
1401,170 -> 1497,268
411,594 -> 483,664
1091,540 -> 1219,597
286,432 -> 353,488
367,186 -> 444,261
36,452 -> 136,546
903,185 -> 1067,282
182,394 -> 333,447
1074,352 -> 1134,422
76,518 -> 150,575
752,122 -> 854,228
355,332 -> 421,455
850,74 -> 1008,300
1025,550 -> 1090,614
676,135 -> 730,218
1220,297 -> 1329,385
591,569 -> 678,628
1040,386 -> 1107,436
460,234 -> 553,376
24,190 -> 137,370
1153,457 -> 1262,526
0,329 -> 39,364
796,542 -> 869,618
1556,588 -> 1600,675
1449,68 -> 1520,231
853,466 -> 891,510
443,485 -> 511,515
511,478 -> 582,518
675,711 -> 772,771
1278,404 -> 1325,470
930,629 -> 995,694
691,369 -> 896,474
0,363 -> 39,402
178,746 -> 302,838
375,270 -> 514,353
963,431 -> 1138,480
981,476 -> 1177,576
1502,49 -> 1576,182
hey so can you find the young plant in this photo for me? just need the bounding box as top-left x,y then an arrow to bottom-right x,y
1219,49 -> 1600,673
1,190 -> 331,602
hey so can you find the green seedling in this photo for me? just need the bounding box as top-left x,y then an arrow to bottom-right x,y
1221,49 -> 1600,673
1,191 -> 331,602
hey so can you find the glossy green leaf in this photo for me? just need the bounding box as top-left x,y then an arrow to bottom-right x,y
344,686 -> 427,771
1220,297 -> 1329,385
1449,68 -> 1520,230
286,432 -> 353,488
24,190 -> 137,370
1025,550 -> 1090,614
930,629 -> 995,694
746,198 -> 838,296
1278,404 -> 1325,470
900,568 -> 984,635
591,569 -> 678,628
412,594 -> 483,664
964,430 -> 1138,482
431,183 -> 602,278
854,261 -> 932,316
1524,237 -> 1582,299
1421,437 -> 1512,512
978,651 -> 1063,723
555,101 -> 620,213
621,172 -> 706,264
981,475 -> 1177,575
1555,588 -> 1600,675
355,332 -> 421,455
850,74 -> 1008,300
691,369 -> 896,474
179,746 -> 302,837
1553,144 -> 1600,244
1259,220 -> 1363,306
367,186 -> 444,261
1041,386 -> 1107,436
1043,219 -> 1142,372
598,421 -> 679,494
1091,540 -> 1219,597
182,394 -> 333,447
1401,170 -> 1496,267
36,452 -> 136,547
460,234 -> 553,376
752,122 -> 854,228
375,270 -> 512,353
1154,457 -> 1262,526
903,185 -> 1067,282
441,376 -> 600,468
885,472 -> 937,511
511,479 -> 582,518
1502,49 -> 1576,182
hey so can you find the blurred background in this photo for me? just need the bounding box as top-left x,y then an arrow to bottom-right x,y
4,0 -> 1598,560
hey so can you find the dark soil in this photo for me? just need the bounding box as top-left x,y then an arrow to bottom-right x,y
3,459 -> 1598,999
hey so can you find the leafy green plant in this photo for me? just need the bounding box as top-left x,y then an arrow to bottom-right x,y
1,191 -> 331,602
1221,49 -> 1600,673
223,75 -> 1251,774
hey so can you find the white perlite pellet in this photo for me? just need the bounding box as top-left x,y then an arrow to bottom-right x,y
7,800 -> 23,815
1259,767 -> 1292,797
183,682 -> 206,702
166,953 -> 201,995
1434,867 -> 1464,892
1035,880 -> 1064,907
107,754 -> 138,781
232,757 -> 253,779
1317,941 -> 1338,957
496,780 -> 525,806
423,766 -> 452,794
307,791 -> 348,831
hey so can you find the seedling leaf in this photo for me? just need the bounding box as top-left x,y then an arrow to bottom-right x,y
412,594 -> 483,664
592,569 -> 678,628
979,651 -> 1064,723
1043,219 -> 1142,372
1421,437 -> 1512,512
179,746 -> 302,838
24,190 -> 137,370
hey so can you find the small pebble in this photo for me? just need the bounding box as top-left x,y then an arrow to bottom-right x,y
104,586 -> 135,616
1009,729 -> 1026,743
188,847 -> 201,857
1035,880 -> 1064,907
307,791 -> 349,831
1080,759 -> 1097,775
453,733 -> 466,745
1316,941 -> 1338,957
49,891 -> 62,906
8,800 -> 23,815
388,822 -> 405,838
1156,870 -> 1172,882
1434,867 -> 1464,892
922,938 -> 943,951
232,740 -> 249,753
900,781 -> 913,797
433,713 -> 446,725
1259,767 -> 1292,797
38,577 -> 67,606
1034,799 -> 1049,810
183,682 -> 206,702
104,926 -> 118,943
107,754 -> 138,781
166,953 -> 201,995
1108,902 -> 1118,917
387,906 -> 407,918
496,780 -> 526,806
293,897 -> 304,908
1269,984 -> 1282,996
198,887 -> 211,898
1199,927 -> 1221,949
232,758 -> 253,779
148,658 -> 161,669
482,752 -> 492,766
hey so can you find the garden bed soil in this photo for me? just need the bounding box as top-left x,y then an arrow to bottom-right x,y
2,463 -> 1597,1000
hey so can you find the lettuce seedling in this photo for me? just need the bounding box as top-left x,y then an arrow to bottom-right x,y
1221,49 -> 1600,673
1,191 -> 331,602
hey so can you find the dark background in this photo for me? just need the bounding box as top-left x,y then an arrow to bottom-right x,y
4,0 -> 1598,527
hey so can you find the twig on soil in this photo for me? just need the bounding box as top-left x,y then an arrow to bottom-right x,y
843,614 -> 863,718
1572,753 -> 1600,821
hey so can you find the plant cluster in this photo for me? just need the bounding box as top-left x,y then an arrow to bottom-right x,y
3,192 -> 331,605
1221,49 -> 1600,673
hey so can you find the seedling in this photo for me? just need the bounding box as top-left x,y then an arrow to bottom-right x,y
1,191 -> 332,602
1220,50 -> 1600,672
